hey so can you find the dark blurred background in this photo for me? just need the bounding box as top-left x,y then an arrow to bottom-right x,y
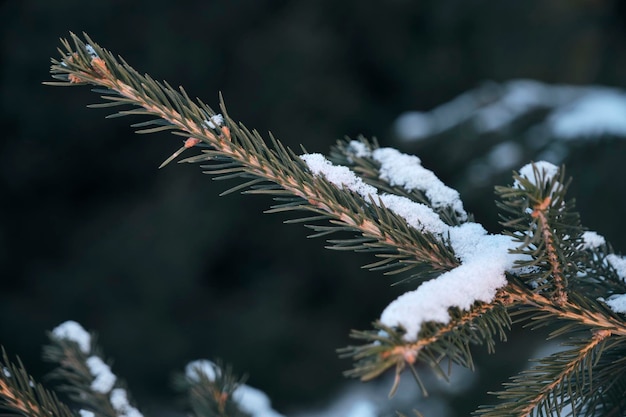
2,1 -> 626,415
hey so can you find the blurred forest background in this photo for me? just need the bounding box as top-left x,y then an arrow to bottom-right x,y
2,1 -> 626,415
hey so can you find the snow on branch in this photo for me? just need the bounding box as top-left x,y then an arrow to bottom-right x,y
51,320 -> 91,354
185,359 -> 284,417
380,224 -> 522,340
300,151 -> 549,340
49,321 -> 144,417
356,144 -> 467,220
395,79 -> 626,142
300,152 -> 449,235
44,34 -> 626,414
580,231 -> 606,250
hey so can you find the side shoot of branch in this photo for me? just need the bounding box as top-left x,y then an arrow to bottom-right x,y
36,33 -> 626,416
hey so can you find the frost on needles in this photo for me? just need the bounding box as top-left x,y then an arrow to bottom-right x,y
1,32 -> 622,417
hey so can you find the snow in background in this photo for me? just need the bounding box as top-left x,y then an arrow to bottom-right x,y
185,360 -> 284,417
395,80 -> 626,143
393,80 -> 626,187
293,362 -> 475,417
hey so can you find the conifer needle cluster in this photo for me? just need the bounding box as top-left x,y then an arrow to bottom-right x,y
3,32 -> 626,417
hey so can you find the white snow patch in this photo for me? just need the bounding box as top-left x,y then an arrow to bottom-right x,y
300,153 -> 377,198
51,321 -> 91,354
301,152 -> 455,237
447,222 -> 488,261
606,254 -> 626,281
381,227 -> 522,340
85,44 -> 99,58
346,141 -> 371,158
204,114 -> 224,129
79,410 -> 95,417
515,161 -> 560,195
378,194 -> 449,235
604,294 -> 626,314
342,141 -> 467,218
580,231 -> 605,250
110,388 -> 143,417
372,147 -> 467,218
86,356 -> 116,394
185,359 -> 218,382
548,91 -> 626,139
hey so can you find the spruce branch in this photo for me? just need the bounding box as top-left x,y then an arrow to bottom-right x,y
507,284 -> 626,338
338,323 -> 426,398
43,322 -> 143,417
495,164 -> 626,338
570,240 -> 626,300
339,289 -> 514,397
329,138 -> 472,228
580,339 -> 626,416
46,33 -> 626,415
496,163 -> 582,304
46,32 -> 459,282
474,330 -> 621,417
173,360 -> 251,417
532,194 -> 568,304
339,160 -> 626,409
0,347 -> 75,417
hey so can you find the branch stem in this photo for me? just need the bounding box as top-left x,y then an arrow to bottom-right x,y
531,196 -> 567,305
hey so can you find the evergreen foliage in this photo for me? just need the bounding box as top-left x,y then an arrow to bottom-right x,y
0,348 -> 75,417
2,32 -> 626,417
173,360 -> 251,417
